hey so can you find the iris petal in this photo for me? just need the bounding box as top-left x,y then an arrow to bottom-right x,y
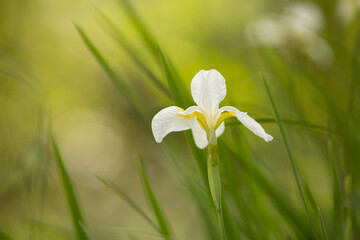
191,70 -> 227,112
216,106 -> 273,142
151,106 -> 199,143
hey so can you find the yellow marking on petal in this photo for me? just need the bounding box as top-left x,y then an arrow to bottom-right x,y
214,111 -> 236,130
178,110 -> 209,133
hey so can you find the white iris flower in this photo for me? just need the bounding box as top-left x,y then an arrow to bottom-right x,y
151,69 -> 273,148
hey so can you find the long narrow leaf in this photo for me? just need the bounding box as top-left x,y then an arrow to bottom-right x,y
52,136 -> 91,240
75,24 -> 147,122
317,207 -> 328,240
137,157 -> 172,239
117,0 -> 159,58
97,10 -> 171,98
260,73 -> 317,239
221,140 -> 312,238
95,175 -> 158,230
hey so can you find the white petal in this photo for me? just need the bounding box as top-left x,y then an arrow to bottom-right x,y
151,106 -> 198,143
191,123 -> 208,149
191,69 -> 227,112
215,122 -> 225,138
217,106 -> 273,142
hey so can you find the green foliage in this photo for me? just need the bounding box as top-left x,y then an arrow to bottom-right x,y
137,158 -> 173,239
52,136 -> 92,240
1,0 -> 359,239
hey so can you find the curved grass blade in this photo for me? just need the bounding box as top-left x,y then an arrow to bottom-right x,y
328,139 -> 344,237
157,45 -> 208,187
260,73 -> 318,239
137,157 -> 172,240
102,227 -> 169,239
116,0 -> 158,58
157,45 -> 189,108
344,175 -> 353,240
220,140 -> 312,238
97,10 -> 171,98
95,174 -> 158,230
317,207 -> 328,240
75,24 -> 147,122
52,136 -> 92,240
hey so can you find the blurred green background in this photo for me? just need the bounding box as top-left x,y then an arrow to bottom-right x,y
0,0 -> 359,239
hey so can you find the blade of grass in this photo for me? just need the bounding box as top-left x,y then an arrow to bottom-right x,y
157,45 -> 189,107
95,174 -> 158,230
137,157 -> 172,240
162,145 -> 218,240
97,10 -> 171,98
317,207 -> 328,240
52,136 -> 92,240
102,227 -> 168,239
157,45 -> 208,188
344,175 -> 353,240
116,0 -> 159,58
328,139 -> 344,238
75,24 -> 147,122
260,73 -> 318,239
220,140 -> 312,239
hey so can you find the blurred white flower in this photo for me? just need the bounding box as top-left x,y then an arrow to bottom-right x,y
151,69 -> 273,149
246,2 -> 333,68
336,0 -> 360,25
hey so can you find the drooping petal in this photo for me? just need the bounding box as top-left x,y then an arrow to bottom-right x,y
191,123 -> 208,149
191,69 -> 227,112
215,122 -> 225,138
217,106 -> 273,142
151,106 -> 199,143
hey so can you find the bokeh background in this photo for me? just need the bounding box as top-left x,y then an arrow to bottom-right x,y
0,0 -> 359,239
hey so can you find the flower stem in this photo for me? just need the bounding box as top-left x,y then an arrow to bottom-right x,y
207,130 -> 227,240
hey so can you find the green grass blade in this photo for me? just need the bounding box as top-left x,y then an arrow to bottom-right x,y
137,157 -> 172,239
220,140 -> 311,238
0,231 -> 11,240
95,175 -> 158,230
116,0 -> 159,58
102,227 -> 168,239
157,45 -> 208,187
344,175 -> 353,240
260,73 -> 317,239
157,45 -> 189,107
328,139 -> 344,237
317,207 -> 328,240
75,24 -> 147,122
97,10 -> 171,98
52,136 -> 91,240
228,118 -> 339,135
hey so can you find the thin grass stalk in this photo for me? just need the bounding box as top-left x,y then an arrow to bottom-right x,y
260,73 -> 318,239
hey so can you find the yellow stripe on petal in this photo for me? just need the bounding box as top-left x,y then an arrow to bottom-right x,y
214,111 -> 236,130
178,110 -> 209,133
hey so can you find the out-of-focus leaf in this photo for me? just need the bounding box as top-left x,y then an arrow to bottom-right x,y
317,207 -> 328,240
0,231 -> 11,240
95,175 -> 158,230
137,157 -> 172,240
97,10 -> 171,98
261,74 -> 317,239
52,136 -> 92,240
75,24 -> 147,122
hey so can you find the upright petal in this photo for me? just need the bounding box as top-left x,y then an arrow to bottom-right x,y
191,69 -> 227,112
215,122 -> 225,138
151,106 -> 199,143
191,123 -> 208,149
217,106 -> 273,142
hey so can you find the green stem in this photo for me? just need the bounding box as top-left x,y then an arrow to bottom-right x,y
207,128 -> 227,240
